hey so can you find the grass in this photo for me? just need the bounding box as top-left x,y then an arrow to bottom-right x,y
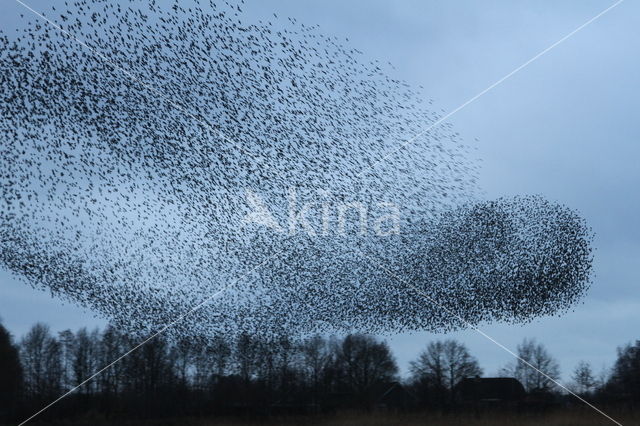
43,409 -> 636,426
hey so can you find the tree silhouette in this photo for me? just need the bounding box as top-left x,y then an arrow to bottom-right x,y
300,335 -> 333,404
5,318 -> 640,422
20,323 -> 63,399
0,322 -> 22,419
572,361 -> 596,395
410,340 -> 482,390
335,334 -> 398,408
500,338 -> 560,392
410,339 -> 482,406
609,340 -> 640,400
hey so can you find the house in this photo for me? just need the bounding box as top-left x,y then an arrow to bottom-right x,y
375,382 -> 417,411
455,377 -> 526,410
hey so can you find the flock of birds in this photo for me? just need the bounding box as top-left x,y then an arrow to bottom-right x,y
0,0 -> 593,341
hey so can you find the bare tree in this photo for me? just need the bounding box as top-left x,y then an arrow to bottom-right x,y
335,334 -> 398,405
410,339 -> 482,391
609,340 -> 640,400
209,335 -> 232,380
188,336 -> 231,390
170,337 -> 194,387
273,335 -> 298,391
71,327 -> 100,394
500,338 -> 560,392
57,329 -> 74,390
140,336 -> 173,394
594,365 -> 610,391
234,332 -> 259,384
0,323 -> 22,417
572,361 -> 596,394
300,335 -> 332,397
20,323 -> 62,398
97,325 -> 126,396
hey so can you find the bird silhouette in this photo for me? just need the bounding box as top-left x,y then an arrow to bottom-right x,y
0,0 -> 592,344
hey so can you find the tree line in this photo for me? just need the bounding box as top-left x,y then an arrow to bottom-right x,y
0,321 -> 638,422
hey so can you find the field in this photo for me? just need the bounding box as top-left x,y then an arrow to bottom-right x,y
37,409 -> 636,426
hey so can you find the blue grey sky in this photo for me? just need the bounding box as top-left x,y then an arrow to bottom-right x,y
1,0 -> 639,381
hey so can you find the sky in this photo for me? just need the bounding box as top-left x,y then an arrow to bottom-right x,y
1,0 -> 639,382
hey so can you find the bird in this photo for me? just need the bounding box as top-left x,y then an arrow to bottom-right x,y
0,0 -> 593,346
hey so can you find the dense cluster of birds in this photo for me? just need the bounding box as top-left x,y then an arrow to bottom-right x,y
0,0 -> 593,340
